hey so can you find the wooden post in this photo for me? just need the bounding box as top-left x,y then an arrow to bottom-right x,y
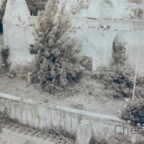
27,72 -> 33,85
132,0 -> 143,101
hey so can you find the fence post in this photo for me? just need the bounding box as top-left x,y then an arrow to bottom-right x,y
26,108 -> 29,127
20,106 -> 23,124
76,120 -> 92,144
30,107 -> 35,128
44,108 -> 48,132
49,107 -> 53,128
70,113 -> 73,138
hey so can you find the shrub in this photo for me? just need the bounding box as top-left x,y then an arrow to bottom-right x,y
135,77 -> 144,99
121,99 -> 144,126
135,87 -> 144,99
31,1 -> 83,93
131,77 -> 144,99
7,62 -> 36,79
132,8 -> 143,19
93,65 -> 134,98
92,36 -> 134,98
80,56 -> 92,71
93,36 -> 134,98
0,46 -> 10,71
111,35 -> 127,66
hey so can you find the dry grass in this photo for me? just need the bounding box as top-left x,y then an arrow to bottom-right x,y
10,61 -> 36,79
0,73 -> 127,116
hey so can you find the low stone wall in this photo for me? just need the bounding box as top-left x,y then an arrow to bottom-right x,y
0,93 -> 143,143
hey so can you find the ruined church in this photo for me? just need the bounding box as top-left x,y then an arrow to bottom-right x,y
2,0 -> 144,75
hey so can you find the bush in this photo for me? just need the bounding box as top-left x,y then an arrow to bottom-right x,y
132,8 -> 143,19
135,77 -> 144,98
130,77 -> 144,99
7,62 -> 36,79
93,65 -> 134,98
121,99 -> 144,126
93,36 -> 134,98
0,46 -> 10,71
80,56 -> 92,71
111,35 -> 127,66
31,1 -> 83,93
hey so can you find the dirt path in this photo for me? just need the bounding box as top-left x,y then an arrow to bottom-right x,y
0,117 -> 74,144
0,129 -> 55,144
0,128 -> 75,144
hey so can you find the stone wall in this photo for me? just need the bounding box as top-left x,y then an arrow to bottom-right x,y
3,0 -> 35,67
0,93 -> 143,143
2,0 -> 144,75
67,0 -> 144,75
73,19 -> 144,75
0,93 -> 140,140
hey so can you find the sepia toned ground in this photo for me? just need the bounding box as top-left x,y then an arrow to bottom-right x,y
0,73 -> 127,117
0,129 -> 55,144
0,128 -> 74,144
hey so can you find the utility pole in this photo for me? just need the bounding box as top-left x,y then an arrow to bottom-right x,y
132,0 -> 143,101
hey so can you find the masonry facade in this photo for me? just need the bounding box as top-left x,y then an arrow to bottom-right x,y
2,0 -> 144,75
3,0 -> 36,67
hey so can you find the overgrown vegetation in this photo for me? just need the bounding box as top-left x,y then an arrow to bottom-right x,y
131,8 -> 143,19
93,65 -> 134,98
26,0 -> 47,16
31,1 -> 83,93
93,36 -> 134,98
133,77 -> 144,99
111,36 -> 127,66
0,46 -> 10,71
121,99 -> 144,127
121,75 -> 144,127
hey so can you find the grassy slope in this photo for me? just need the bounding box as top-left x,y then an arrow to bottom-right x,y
0,74 -> 127,117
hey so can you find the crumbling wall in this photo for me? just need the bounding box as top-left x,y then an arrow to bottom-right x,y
3,0 -> 35,67
69,0 -> 144,75
2,0 -> 144,76
0,93 -> 120,140
0,93 -> 143,143
73,21 -> 144,75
